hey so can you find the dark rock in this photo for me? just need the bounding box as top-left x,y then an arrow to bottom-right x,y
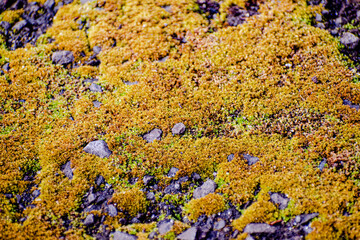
297,213 -> 319,225
143,129 -> 162,143
164,183 -> 181,194
85,58 -> 101,66
129,177 -> 138,185
193,179 -> 216,199
0,21 -> 11,31
242,154 -> 259,166
214,219 -> 226,230
341,32 -> 360,49
167,167 -> 179,178
177,227 -> 197,240
158,56 -> 169,62
83,214 -> 94,226
197,0 -> 220,19
177,176 -> 189,184
96,175 -> 105,186
227,154 -> 234,162
44,0 -> 55,10
227,3 -> 259,27
84,204 -> 101,213
158,219 -> 174,235
12,20 -> 27,33
113,231 -> 138,240
89,83 -> 103,92
52,51 -> 74,66
83,140 -> 112,158
191,172 -> 201,181
61,161 -> 73,180
318,158 -> 327,171
2,63 -> 10,71
343,99 -> 360,110
270,192 -> 289,210
106,204 -> 118,217
172,122 -> 186,135
143,175 -> 155,186
243,223 -> 276,234
130,217 -> 141,224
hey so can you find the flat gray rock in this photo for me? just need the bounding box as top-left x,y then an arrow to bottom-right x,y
158,219 -> 174,235
243,154 -> 259,166
318,158 -> 327,171
193,179 -> 216,199
341,32 -> 360,49
113,231 -> 137,240
93,100 -> 102,108
143,129 -> 162,143
172,123 -> 186,135
83,214 -> 94,226
89,83 -> 103,92
80,0 -> 96,4
106,204 -> 118,217
93,46 -> 102,55
61,161 -> 73,180
214,219 -> 226,230
12,20 -> 27,33
243,223 -> 276,234
52,51 -> 74,66
177,227 -> 197,240
83,140 -> 112,158
44,0 -> 55,9
270,192 -> 289,210
167,167 -> 179,178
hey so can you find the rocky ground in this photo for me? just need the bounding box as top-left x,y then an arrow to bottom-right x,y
1,0 -> 360,239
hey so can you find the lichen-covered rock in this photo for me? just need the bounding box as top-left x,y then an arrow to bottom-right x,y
83,140 -> 112,158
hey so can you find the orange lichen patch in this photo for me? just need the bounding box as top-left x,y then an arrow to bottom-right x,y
184,193 -> 227,222
110,188 -> 148,217
73,65 -> 99,78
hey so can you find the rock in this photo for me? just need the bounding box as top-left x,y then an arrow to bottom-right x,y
191,172 -> 201,181
177,227 -> 197,240
161,5 -> 172,13
12,20 -> 27,33
93,100 -> 102,108
164,183 -> 181,194
32,189 -> 40,198
0,21 -> 11,31
113,231 -> 137,240
158,56 -> 169,62
242,154 -> 259,166
106,204 -> 118,217
83,140 -> 112,158
167,167 -> 179,178
61,161 -> 73,180
52,51 -> 74,66
270,192 -> 289,210
343,99 -> 360,110
80,0 -> 96,4
340,32 -> 360,49
158,219 -> 174,235
124,81 -> 139,85
315,13 -> 322,22
316,23 -> 325,29
227,154 -> 235,162
148,231 -> 157,239
143,129 -> 162,143
193,179 -> 217,199
84,204 -> 101,213
87,193 -> 96,204
93,46 -> 102,55
89,83 -> 103,92
243,223 -> 276,234
318,158 -> 327,171
44,0 -> 55,9
213,219 -> 226,230
146,192 -> 155,201
311,76 -> 319,84
96,175 -> 105,186
143,175 -> 155,186
3,63 -> 10,71
172,122 -> 186,135
84,214 -> 94,226
298,213 -> 319,225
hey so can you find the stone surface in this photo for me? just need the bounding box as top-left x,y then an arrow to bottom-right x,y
96,175 -> 105,186
93,100 -> 102,108
243,223 -> 276,234
242,154 -> 259,165
84,214 -> 94,226
143,175 -> 155,186
158,219 -> 174,235
340,32 -> 360,49
167,167 -> 179,178
106,204 -> 118,217
213,219 -> 226,230
89,83 -> 103,92
227,154 -> 234,162
143,129 -> 162,143
113,231 -> 138,240
177,227 -> 197,240
318,158 -> 327,171
44,0 -> 55,9
52,51 -> 74,66
172,122 -> 186,135
61,161 -> 73,180
193,179 -> 217,199
83,140 -> 112,158
270,192 -> 289,210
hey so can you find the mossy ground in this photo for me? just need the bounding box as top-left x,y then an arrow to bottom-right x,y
1,0 -> 360,239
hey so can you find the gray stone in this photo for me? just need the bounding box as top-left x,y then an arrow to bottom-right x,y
270,192 -> 289,210
96,175 -> 105,186
84,214 -> 94,226
243,154 -> 259,166
334,17 -> 343,28
158,219 -> 174,235
193,179 -> 217,199
93,46 -> 102,55
89,83 -> 103,92
80,0 -> 96,4
316,23 -> 325,29
318,158 -> 327,171
83,140 -> 112,158
61,161 -> 73,180
315,13 -> 322,22
87,193 -> 96,204
44,0 -> 55,9
52,51 -> 74,66
340,32 -> 360,49
161,5 -> 172,13
214,219 -> 226,230
158,56 -> 169,62
172,123 -> 186,135
243,223 -> 276,234
93,100 -> 102,108
343,99 -> 360,110
146,192 -> 155,201
227,154 -> 235,162
167,167 -> 179,178
143,129 -> 162,143
113,231 -> 137,240
124,81 -> 139,85
32,189 -> 40,198
177,227 -> 197,240
12,20 -> 27,33
298,213 -> 319,225
2,63 -> 9,72
143,175 -> 155,186
107,204 -> 118,217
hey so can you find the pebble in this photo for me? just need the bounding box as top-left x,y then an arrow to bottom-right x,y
158,219 -> 174,234
270,192 -> 289,210
89,83 -> 103,92
93,100 -> 102,108
84,214 -> 94,226
52,51 -> 74,66
242,154 -> 259,165
177,227 -> 197,240
83,140 -> 112,158
112,231 -> 138,240
213,219 -> 226,230
172,122 -> 186,135
143,129 -> 162,143
167,167 -> 179,178
61,161 -> 73,180
340,32 -> 360,49
193,179 -> 217,199
243,223 -> 276,234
